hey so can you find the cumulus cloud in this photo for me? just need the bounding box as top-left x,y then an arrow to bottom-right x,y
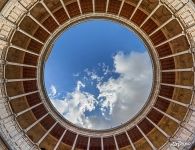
97,51 -> 153,126
50,81 -> 97,128
49,85 -> 57,97
49,51 -> 153,130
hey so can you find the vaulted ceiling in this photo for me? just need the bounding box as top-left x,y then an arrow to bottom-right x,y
0,0 -> 195,150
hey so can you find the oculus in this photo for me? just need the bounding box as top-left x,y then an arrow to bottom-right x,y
44,20 -> 153,130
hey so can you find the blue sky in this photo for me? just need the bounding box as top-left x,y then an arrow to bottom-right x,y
44,20 -> 152,130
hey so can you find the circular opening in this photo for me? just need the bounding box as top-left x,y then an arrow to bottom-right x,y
44,19 -> 153,130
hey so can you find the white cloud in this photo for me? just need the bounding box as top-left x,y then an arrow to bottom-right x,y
49,85 -> 57,97
49,51 -> 153,130
73,72 -> 80,77
91,72 -> 101,81
50,81 -> 96,128
99,62 -> 112,75
97,51 -> 153,127
84,68 -> 102,82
